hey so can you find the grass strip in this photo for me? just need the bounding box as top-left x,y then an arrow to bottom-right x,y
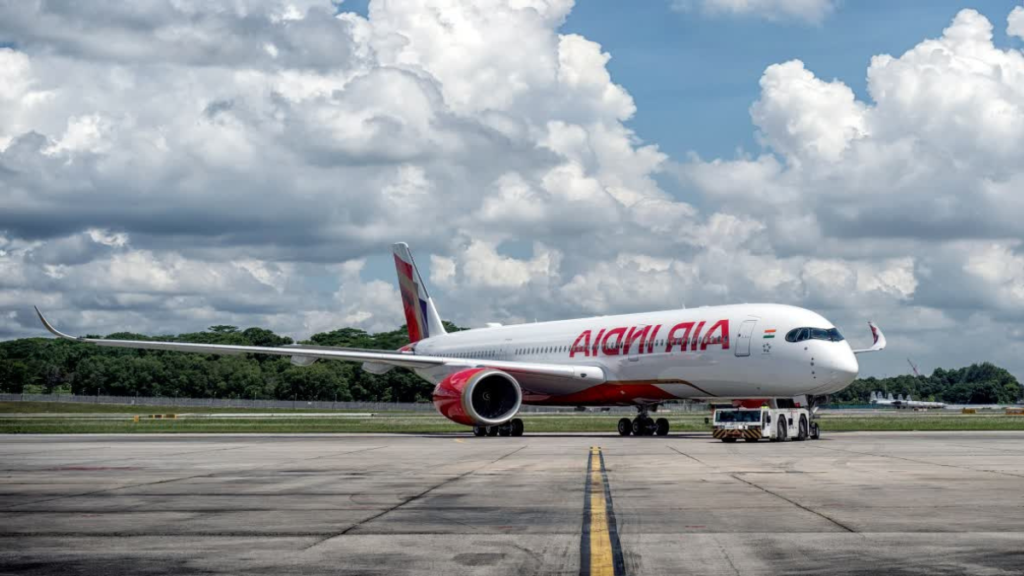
2,414 -> 1024,434
0,401 -> 419,415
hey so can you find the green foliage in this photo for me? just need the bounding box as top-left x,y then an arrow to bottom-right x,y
834,362 -> 1023,405
0,323 -> 465,402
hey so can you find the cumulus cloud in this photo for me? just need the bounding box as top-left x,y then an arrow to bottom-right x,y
675,7 -> 1024,375
2,2 -> 1024,379
963,243 -> 1024,312
680,8 -> 1024,245
751,61 -> 868,164
0,0 -> 675,339
1007,6 -> 1024,40
671,0 -> 837,24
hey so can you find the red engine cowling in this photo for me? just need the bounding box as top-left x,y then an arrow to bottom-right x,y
433,368 -> 522,426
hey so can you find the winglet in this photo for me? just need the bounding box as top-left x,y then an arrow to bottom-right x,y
853,321 -> 886,355
34,307 -> 80,340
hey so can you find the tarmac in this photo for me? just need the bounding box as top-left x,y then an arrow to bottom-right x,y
1,431 -> 1023,575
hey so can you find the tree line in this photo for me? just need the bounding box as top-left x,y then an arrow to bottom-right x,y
831,363 -> 1022,405
1,323 -> 1021,405
0,323 -> 462,403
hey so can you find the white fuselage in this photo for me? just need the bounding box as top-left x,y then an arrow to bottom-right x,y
410,304 -> 860,405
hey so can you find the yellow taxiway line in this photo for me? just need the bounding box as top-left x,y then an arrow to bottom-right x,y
581,446 -> 625,576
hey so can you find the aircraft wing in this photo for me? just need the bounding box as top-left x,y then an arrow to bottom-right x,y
852,321 -> 886,355
34,307 -> 604,383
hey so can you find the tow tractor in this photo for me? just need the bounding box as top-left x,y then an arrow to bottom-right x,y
711,399 -> 820,443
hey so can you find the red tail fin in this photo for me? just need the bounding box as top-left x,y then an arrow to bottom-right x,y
392,242 -> 445,343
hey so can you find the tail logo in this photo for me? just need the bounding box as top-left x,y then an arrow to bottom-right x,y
395,254 -> 429,342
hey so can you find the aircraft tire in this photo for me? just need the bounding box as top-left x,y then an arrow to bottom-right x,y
634,417 -> 655,436
655,418 -> 669,436
618,418 -> 632,436
486,426 -> 499,437
510,418 -> 524,437
473,426 -> 487,437
796,416 -> 808,441
810,422 -> 820,440
498,424 -> 512,437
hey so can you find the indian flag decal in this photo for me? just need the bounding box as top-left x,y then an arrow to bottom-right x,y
763,329 -> 776,339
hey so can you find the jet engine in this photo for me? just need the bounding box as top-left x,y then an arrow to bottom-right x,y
432,368 -> 522,426
284,344 -> 317,366
290,355 -> 316,367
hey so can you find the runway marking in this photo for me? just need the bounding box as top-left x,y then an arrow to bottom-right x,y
453,439 -> 465,443
580,446 -> 625,576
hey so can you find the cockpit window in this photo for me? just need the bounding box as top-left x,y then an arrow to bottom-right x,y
785,327 -> 844,342
786,328 -> 808,342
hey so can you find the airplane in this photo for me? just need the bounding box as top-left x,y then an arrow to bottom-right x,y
34,242 -> 886,437
870,391 -> 945,410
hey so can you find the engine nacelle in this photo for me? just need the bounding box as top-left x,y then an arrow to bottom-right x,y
288,352 -> 315,364
290,355 -> 317,367
432,368 -> 522,427
283,344 -> 317,367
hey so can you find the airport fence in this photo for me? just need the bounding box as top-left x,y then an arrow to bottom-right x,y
0,393 -> 704,414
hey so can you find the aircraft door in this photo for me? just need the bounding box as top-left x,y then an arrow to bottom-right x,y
735,319 -> 757,357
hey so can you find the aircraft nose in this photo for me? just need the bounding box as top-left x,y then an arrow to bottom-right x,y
826,346 -> 859,385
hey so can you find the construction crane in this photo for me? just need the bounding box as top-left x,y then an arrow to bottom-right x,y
907,358 -> 922,377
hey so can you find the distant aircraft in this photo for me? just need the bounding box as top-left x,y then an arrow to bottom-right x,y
35,242 -> 885,437
870,391 -> 945,410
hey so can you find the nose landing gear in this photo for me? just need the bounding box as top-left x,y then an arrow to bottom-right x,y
617,406 -> 669,436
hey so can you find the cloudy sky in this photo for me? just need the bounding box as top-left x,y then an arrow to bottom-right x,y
2,0 -> 1024,380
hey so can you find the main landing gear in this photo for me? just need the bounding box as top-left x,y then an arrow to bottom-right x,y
472,418 -> 524,437
618,407 -> 669,437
